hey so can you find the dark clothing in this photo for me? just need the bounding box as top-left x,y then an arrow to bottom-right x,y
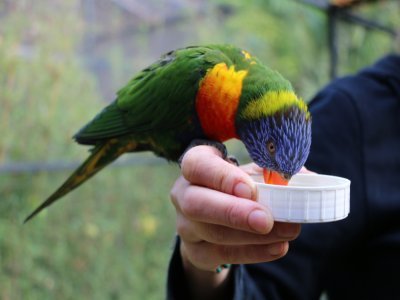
167,54 -> 400,300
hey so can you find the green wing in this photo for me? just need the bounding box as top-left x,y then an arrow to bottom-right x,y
74,45 -> 237,145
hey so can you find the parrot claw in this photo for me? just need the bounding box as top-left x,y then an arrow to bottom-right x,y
178,139 -> 229,167
227,155 -> 240,166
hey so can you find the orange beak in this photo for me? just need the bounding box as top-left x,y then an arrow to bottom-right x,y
263,169 -> 291,186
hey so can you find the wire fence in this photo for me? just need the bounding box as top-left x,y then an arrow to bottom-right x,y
0,151 -> 251,175
0,157 -> 167,175
298,0 -> 398,79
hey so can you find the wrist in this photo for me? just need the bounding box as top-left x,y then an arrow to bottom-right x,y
180,240 -> 233,299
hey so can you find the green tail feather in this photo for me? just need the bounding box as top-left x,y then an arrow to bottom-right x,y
24,139 -> 137,223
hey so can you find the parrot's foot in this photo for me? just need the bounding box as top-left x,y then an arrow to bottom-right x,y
179,139 -> 239,167
227,155 -> 240,166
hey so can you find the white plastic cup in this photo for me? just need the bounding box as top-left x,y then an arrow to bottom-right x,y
252,173 -> 351,223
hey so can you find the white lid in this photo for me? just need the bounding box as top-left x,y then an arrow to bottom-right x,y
252,173 -> 351,223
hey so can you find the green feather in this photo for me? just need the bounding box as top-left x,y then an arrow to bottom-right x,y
75,46 -> 231,144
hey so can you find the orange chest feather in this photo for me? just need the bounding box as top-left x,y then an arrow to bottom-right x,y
195,63 -> 248,141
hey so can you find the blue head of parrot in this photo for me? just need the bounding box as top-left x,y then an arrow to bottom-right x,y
237,106 -> 312,183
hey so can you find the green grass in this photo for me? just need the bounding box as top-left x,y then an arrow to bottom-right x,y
0,163 -> 179,300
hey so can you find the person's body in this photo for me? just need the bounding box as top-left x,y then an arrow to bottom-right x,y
167,53 -> 400,299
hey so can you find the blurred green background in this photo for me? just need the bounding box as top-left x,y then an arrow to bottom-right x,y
1,0 -> 399,299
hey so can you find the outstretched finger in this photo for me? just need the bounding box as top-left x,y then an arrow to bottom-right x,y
183,240 -> 289,271
178,184 -> 273,234
180,219 -> 301,245
181,146 -> 256,200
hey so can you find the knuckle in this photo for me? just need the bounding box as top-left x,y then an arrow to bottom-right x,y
180,187 -> 200,219
224,203 -> 244,229
175,216 -> 187,237
188,244 -> 209,267
176,218 -> 198,244
169,177 -> 188,210
211,164 -> 235,194
181,149 -> 202,181
169,186 -> 178,208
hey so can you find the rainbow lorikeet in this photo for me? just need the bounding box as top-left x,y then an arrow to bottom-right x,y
24,44 -> 311,223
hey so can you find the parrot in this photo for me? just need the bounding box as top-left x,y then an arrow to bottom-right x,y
24,44 -> 311,223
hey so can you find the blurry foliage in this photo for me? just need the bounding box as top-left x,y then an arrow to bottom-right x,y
0,165 -> 178,300
0,0 -> 399,299
0,0 -> 101,162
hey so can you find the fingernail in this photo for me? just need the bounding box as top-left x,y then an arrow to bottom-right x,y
233,182 -> 253,199
248,210 -> 270,234
268,243 -> 284,256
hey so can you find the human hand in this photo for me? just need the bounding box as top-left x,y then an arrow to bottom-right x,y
170,146 -> 301,278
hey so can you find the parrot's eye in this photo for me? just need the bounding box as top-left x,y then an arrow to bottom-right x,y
267,140 -> 276,155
